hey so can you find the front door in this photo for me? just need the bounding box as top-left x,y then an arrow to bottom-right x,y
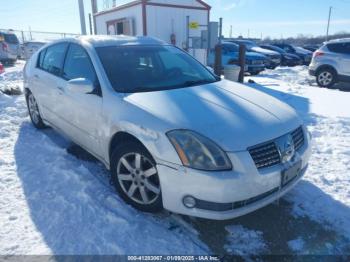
59,43 -> 103,156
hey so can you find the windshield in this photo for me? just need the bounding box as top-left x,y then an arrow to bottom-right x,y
234,41 -> 257,50
222,43 -> 239,52
265,45 -> 286,53
96,45 -> 218,93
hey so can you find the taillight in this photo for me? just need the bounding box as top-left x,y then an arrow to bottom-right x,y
2,42 -> 8,52
313,51 -> 324,58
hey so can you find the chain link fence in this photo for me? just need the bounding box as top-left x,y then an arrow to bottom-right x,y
0,29 -> 80,43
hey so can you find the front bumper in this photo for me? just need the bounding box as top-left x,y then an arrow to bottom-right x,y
157,130 -> 312,220
247,65 -> 265,73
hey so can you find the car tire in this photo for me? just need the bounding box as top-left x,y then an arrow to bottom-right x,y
25,91 -> 47,129
316,68 -> 337,88
110,142 -> 163,213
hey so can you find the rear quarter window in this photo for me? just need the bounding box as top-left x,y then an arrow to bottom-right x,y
37,49 -> 47,69
41,43 -> 68,76
327,43 -> 350,54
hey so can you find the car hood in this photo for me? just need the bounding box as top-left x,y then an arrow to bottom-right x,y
284,53 -> 300,59
251,47 -> 279,56
246,52 -> 267,60
124,80 -> 301,151
294,47 -> 313,55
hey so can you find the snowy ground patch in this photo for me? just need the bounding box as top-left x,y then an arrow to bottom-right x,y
0,63 -> 24,95
224,225 -> 266,256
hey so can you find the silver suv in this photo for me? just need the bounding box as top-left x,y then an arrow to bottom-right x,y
0,31 -> 20,64
309,38 -> 350,88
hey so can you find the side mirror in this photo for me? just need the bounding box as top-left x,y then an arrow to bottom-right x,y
67,78 -> 94,94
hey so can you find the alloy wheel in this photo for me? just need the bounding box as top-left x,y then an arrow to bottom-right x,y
28,94 -> 40,124
117,152 -> 160,205
318,71 -> 333,86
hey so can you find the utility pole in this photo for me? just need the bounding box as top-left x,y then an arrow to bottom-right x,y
326,6 -> 333,41
230,25 -> 233,38
78,0 -> 87,35
88,13 -> 93,35
219,17 -> 223,42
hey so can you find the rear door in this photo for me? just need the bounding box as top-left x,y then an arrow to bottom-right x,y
341,43 -> 350,75
34,42 -> 69,127
327,43 -> 350,75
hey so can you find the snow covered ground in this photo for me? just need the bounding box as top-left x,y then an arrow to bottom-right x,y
0,63 -> 350,257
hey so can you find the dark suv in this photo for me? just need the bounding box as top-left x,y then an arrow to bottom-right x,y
0,31 -> 20,64
273,43 -> 312,65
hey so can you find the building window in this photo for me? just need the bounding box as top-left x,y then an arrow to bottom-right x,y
107,18 -> 134,36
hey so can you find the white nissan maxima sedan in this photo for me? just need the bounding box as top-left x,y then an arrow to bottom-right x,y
24,36 -> 311,220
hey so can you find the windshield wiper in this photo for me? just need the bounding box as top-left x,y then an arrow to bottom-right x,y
128,79 -> 219,93
182,79 -> 218,87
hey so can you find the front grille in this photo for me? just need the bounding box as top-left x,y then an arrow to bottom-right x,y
249,126 -> 305,169
252,60 -> 264,65
249,142 -> 281,169
291,126 -> 305,151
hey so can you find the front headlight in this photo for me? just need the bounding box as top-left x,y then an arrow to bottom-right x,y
167,130 -> 232,171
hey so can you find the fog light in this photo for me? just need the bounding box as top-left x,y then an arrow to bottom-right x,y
183,196 -> 196,208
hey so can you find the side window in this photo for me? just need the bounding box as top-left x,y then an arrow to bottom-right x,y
63,44 -> 98,86
328,43 -> 350,54
345,43 -> 350,54
37,49 -> 47,69
41,43 -> 68,76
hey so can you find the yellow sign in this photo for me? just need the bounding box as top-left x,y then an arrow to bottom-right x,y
189,22 -> 199,29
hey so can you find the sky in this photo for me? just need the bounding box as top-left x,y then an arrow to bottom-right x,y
0,0 -> 350,39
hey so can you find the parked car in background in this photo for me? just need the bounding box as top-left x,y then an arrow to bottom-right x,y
309,38 -> 350,88
260,44 -> 303,66
273,43 -> 313,65
303,45 -> 320,52
22,41 -> 47,60
0,31 -> 20,65
24,36 -> 311,220
229,40 -> 282,69
0,62 -> 4,74
208,42 -> 267,75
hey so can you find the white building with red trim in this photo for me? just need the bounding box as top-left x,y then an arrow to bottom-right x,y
91,0 -> 211,64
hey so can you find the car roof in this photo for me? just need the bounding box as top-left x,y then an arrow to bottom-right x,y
327,38 -> 350,44
222,41 -> 239,46
58,35 -> 168,47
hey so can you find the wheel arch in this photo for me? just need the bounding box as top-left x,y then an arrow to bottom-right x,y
316,64 -> 338,76
108,131 -> 155,167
